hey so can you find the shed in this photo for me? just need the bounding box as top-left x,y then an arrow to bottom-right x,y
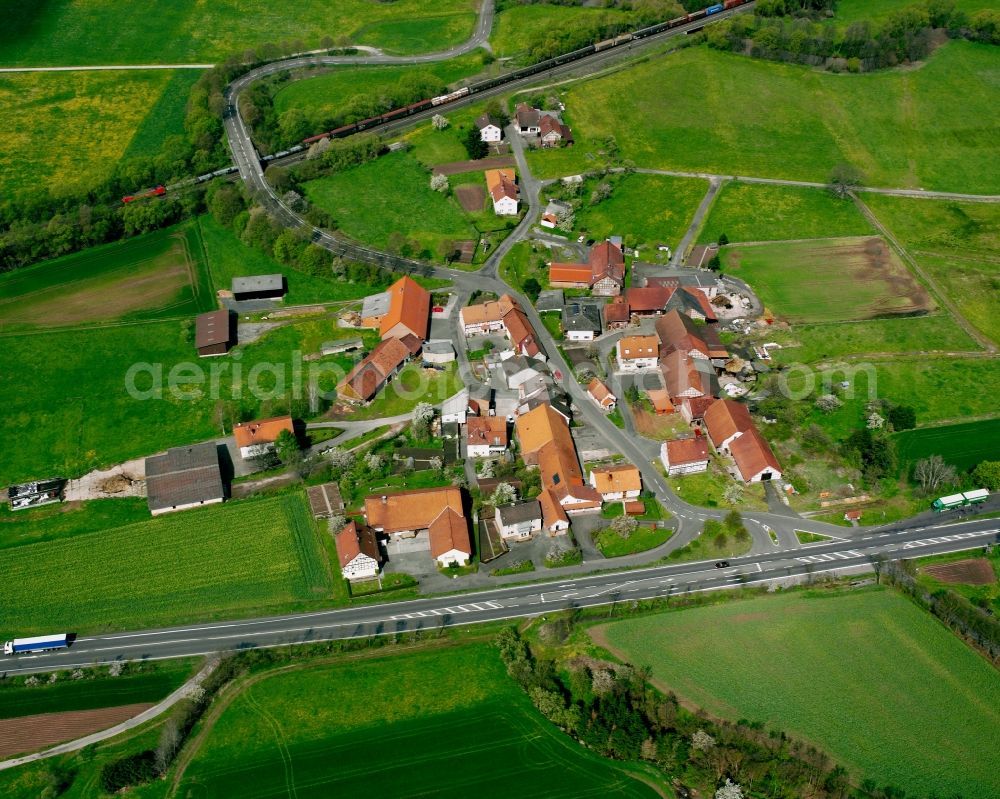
195,310 -> 233,357
232,274 -> 286,301
145,442 -> 224,515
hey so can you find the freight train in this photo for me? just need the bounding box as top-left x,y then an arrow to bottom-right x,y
302,0 -> 749,145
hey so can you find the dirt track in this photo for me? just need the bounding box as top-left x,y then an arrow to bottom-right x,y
0,703 -> 153,758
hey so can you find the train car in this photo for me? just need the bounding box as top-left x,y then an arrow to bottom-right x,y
122,185 -> 166,204
594,33 -> 634,51
705,3 -> 725,14
431,87 -> 470,106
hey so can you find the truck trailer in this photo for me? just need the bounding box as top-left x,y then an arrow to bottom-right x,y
932,489 -> 990,511
3,634 -> 69,656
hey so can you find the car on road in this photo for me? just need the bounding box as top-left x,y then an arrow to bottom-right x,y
714,560 -> 730,568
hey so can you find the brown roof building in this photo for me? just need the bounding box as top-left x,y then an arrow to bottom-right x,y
589,464 -> 642,499
338,337 -> 414,403
661,436 -> 710,476
703,399 -> 754,451
380,276 -> 430,341
624,286 -> 673,315
603,296 -> 630,329
364,487 -> 472,564
145,442 -> 224,515
548,240 -> 624,296
335,520 -> 381,570
729,427 -> 782,483
587,378 -> 617,411
233,415 -> 295,458
656,309 -> 710,360
195,310 -> 233,357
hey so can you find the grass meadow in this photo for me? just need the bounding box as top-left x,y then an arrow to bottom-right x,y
698,183 -> 874,244
0,494 -> 332,635
896,418 -> 1000,472
0,498 -> 149,550
177,643 -> 663,798
835,0 -> 996,24
0,70 -> 180,201
597,588 -> 1000,799
864,196 -> 1000,346
528,42 -> 1000,193
770,314 -> 978,361
780,356 -> 1000,440
574,173 -> 709,249
304,151 -> 479,256
0,0 -> 478,65
0,224 -> 214,331
723,237 -> 931,323
0,659 -> 197,719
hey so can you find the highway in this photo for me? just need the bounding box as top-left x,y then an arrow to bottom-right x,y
5,518 -> 997,676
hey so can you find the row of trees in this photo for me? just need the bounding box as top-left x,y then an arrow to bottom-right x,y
707,0 -> 1000,72
495,625 -> 928,799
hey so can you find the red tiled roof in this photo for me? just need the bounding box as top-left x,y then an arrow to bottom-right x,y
618,335 -> 658,360
656,309 -> 709,358
603,296 -> 630,323
428,506 -> 472,559
549,263 -> 592,285
486,168 -> 518,202
467,416 -> 508,447
590,464 -> 642,494
338,337 -> 411,402
684,396 -> 715,420
665,437 -> 709,466
588,378 -> 616,407
661,349 -> 708,399
233,415 -> 294,449
365,486 -> 464,534
589,241 -> 624,283
336,521 -> 380,568
703,399 -> 754,448
730,427 -> 781,482
379,276 -> 430,341
625,286 -> 674,313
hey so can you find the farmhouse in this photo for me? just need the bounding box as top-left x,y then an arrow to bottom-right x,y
589,464 -> 642,502
145,442 -> 224,516
703,399 -> 754,452
624,286 -> 672,316
466,416 -> 508,458
603,296 -> 631,330
335,521 -> 382,582
661,437 -> 710,476
729,427 -> 782,483
475,113 -> 503,142
486,168 -> 519,216
616,335 -> 659,371
380,276 -> 431,341
364,487 -> 472,567
233,415 -> 295,460
515,103 -> 541,134
548,240 -> 625,296
664,287 -> 717,323
660,349 -> 717,401
494,500 -> 543,542
515,403 -> 601,530
195,309 -> 234,357
460,294 -> 541,358
337,336 -> 419,404
562,301 -> 602,341
231,274 -> 285,302
588,377 -> 617,412
539,114 -> 573,147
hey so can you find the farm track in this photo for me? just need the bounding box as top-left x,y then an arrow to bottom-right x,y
853,195 -> 999,353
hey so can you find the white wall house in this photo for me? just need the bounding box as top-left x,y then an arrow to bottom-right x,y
495,500 -> 542,542
615,336 -> 659,372
660,439 -> 710,477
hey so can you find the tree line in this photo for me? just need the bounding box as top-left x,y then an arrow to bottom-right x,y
494,623 -> 952,799
706,0 -> 1000,72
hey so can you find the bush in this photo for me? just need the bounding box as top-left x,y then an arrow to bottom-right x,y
100,750 -> 158,793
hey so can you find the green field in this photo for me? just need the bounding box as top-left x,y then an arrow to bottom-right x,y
273,53 -> 485,128
178,643 -> 662,798
698,183 -> 874,244
864,195 -> 1000,346
527,42 -> 1000,193
574,173 -> 708,250
598,589 -> 1000,799
0,494 -> 331,635
0,0 -> 478,65
783,356 -> 1000,439
0,498 -> 149,550
0,70 -> 183,201
835,0 -> 996,24
0,660 -> 196,720
896,418 -> 1000,472
771,314 -> 977,362
724,237 -> 931,323
594,525 -> 673,557
305,151 -> 479,256
0,224 -> 214,331
491,4 -> 633,58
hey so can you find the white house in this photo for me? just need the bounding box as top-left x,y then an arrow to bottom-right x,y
476,113 -> 503,143
466,416 -> 508,458
233,415 -> 295,460
661,437 -> 710,476
589,464 -> 642,502
486,168 -> 519,216
336,521 -> 382,582
615,335 -> 659,372
495,500 -> 542,542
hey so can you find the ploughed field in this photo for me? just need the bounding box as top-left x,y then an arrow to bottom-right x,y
923,558 -> 997,586
176,644 -> 663,798
594,588 -> 1000,799
722,236 -> 932,323
0,703 -> 152,759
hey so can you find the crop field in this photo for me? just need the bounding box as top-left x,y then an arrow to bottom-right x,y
197,215 -> 376,305
0,70 -> 181,202
273,53 -> 485,129
305,151 -> 478,257
0,494 -> 331,634
0,225 -> 214,331
896,418 -> 1000,472
864,196 -> 1000,345
698,183 -> 874,244
177,643 -> 662,798
596,589 -> 1000,799
491,5 -> 633,58
574,173 -> 708,250
0,499 -> 149,550
0,660 -> 196,720
0,0 -> 478,65
770,314 -> 977,362
723,237 -> 932,323
527,42 -> 1000,193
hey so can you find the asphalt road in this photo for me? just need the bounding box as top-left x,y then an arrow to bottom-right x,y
5,518 -> 996,676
